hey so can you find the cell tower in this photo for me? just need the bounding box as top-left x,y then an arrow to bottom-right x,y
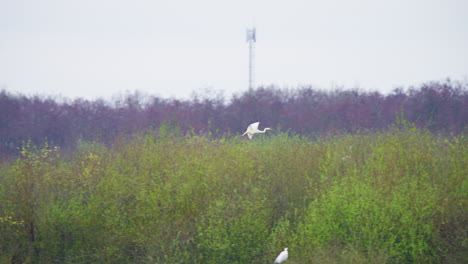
246,27 -> 256,90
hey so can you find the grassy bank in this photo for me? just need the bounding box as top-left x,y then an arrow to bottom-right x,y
0,127 -> 466,263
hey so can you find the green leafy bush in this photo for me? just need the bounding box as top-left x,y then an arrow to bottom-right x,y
0,128 -> 466,263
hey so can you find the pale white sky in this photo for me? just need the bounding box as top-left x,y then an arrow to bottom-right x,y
1,0 -> 467,100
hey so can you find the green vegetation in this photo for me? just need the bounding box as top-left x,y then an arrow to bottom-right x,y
0,127 -> 466,263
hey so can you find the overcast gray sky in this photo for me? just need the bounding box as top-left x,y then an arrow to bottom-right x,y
1,0 -> 467,100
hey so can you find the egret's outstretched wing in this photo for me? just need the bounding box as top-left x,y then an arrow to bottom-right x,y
243,122 -> 259,139
249,122 -> 260,132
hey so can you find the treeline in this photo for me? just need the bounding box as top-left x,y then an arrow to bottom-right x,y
1,80 -> 467,156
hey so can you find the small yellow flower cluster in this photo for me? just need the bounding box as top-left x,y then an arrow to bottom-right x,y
0,216 -> 24,226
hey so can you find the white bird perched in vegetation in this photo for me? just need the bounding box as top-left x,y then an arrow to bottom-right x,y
274,247 -> 288,263
341,155 -> 351,161
242,122 -> 272,139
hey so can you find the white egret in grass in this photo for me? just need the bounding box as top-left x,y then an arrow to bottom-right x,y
274,247 -> 288,263
341,155 -> 351,161
242,122 -> 272,139
341,146 -> 353,161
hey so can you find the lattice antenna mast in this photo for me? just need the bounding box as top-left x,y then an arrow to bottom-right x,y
246,27 -> 256,90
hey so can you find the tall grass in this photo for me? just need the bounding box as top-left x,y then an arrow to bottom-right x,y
0,127 -> 466,263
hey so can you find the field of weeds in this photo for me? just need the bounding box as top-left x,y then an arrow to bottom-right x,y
0,126 -> 466,263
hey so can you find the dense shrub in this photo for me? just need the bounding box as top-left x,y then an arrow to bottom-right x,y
0,127 -> 466,263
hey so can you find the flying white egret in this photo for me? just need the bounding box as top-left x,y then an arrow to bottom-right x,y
242,122 -> 272,139
274,247 -> 288,263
